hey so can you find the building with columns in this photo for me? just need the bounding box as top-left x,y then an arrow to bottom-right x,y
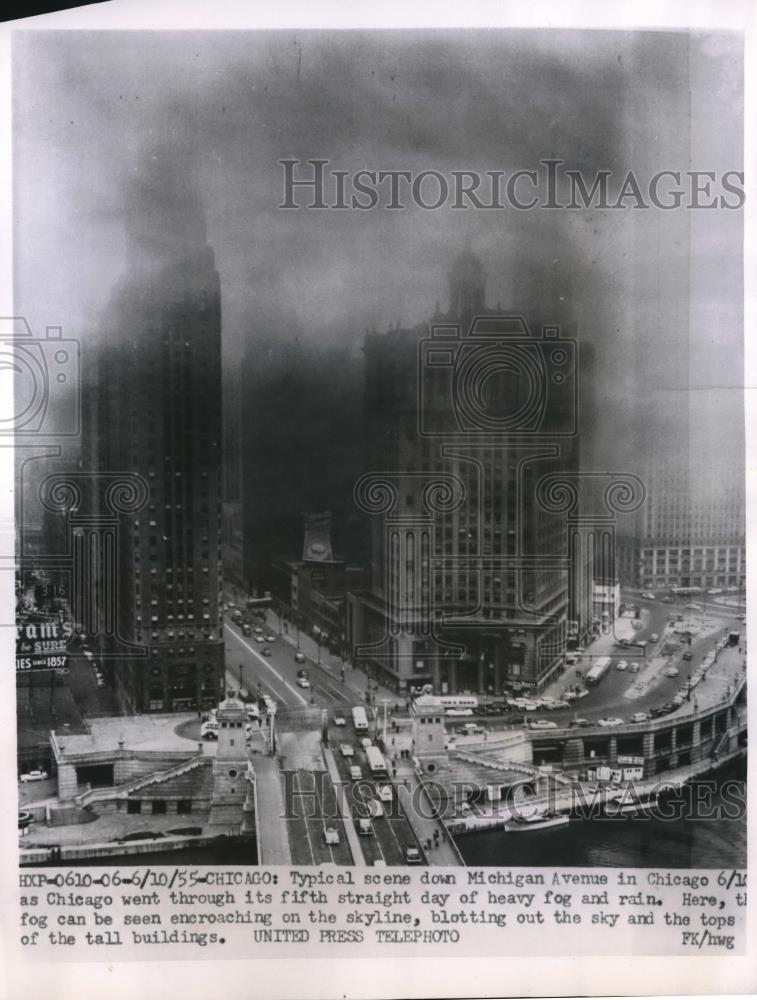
348,251 -> 596,696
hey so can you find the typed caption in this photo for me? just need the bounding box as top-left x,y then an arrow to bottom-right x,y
17,866 -> 746,959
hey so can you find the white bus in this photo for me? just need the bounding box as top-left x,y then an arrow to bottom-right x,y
352,706 -> 369,732
585,656 -> 611,685
365,745 -> 388,776
414,694 -> 479,713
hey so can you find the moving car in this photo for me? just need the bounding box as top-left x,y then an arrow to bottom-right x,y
664,667 -> 679,678
650,633 -> 659,642
242,624 -> 252,636
629,662 -> 640,673
403,845 -> 422,865
597,717 -> 624,728
294,651 -> 306,664
340,744 -> 354,758
377,785 -> 393,802
685,603 -> 702,611
255,634 -> 265,643
461,723 -> 484,735
349,765 -> 363,781
682,651 -> 693,661
254,626 -> 264,634
265,634 -> 276,642
20,770 -> 49,783
357,818 -> 374,836
333,714 -> 346,727
616,660 -> 628,671
641,592 -> 656,600
661,596 -> 674,603
530,719 -> 558,729
360,737 -> 372,749
296,669 -> 310,687
323,827 -> 340,846
568,717 -> 591,728
261,647 -> 273,658
630,712 -> 649,723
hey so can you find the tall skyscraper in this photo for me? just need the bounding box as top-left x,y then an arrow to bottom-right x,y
91,152 -> 225,713
349,251 -> 581,696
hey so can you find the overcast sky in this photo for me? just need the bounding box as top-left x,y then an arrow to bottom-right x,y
12,28 -> 744,471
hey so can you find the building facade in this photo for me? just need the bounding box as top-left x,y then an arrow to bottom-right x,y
89,157 -> 225,712
349,252 -> 582,696
618,463 -> 745,593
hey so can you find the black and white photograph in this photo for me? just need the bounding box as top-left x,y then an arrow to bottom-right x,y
3,0 -> 753,985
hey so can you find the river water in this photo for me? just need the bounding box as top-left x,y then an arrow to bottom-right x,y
457,760 -> 746,868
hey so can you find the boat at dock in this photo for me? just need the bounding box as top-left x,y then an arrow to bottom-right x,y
504,811 -> 570,832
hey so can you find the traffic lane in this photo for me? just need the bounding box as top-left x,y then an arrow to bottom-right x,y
226,622 -> 351,710
248,618 -> 354,707
285,769 -> 352,866
224,625 -> 308,708
331,746 -> 405,865
330,729 -> 419,865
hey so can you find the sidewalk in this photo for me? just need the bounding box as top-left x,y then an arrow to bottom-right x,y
395,758 -> 464,867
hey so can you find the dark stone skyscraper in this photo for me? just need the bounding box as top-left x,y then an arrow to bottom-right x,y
94,151 -> 225,713
349,251 -> 580,696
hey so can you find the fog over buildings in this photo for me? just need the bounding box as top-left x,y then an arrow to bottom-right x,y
13,28 -> 744,589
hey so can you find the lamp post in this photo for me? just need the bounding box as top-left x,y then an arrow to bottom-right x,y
380,697 -> 391,744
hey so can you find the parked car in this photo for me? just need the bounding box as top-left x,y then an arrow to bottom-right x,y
360,737 -> 372,749
255,635 -> 265,643
629,663 -> 641,673
242,624 -> 252,636
20,770 -> 49,783
265,634 -> 276,642
340,744 -> 354,758
682,651 -> 693,661
650,633 -> 659,642
333,714 -> 346,727
597,717 -> 624,728
616,660 -> 628,671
